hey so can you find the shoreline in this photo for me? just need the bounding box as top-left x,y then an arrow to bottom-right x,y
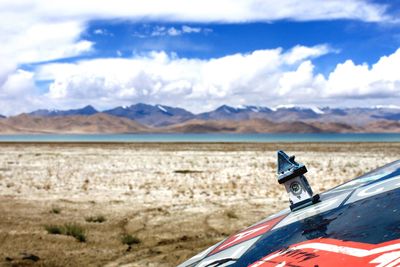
2,133 -> 400,144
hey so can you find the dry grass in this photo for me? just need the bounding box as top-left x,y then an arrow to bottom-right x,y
0,142 -> 399,266
44,224 -> 63,235
44,223 -> 86,242
225,210 -> 239,219
85,215 -> 106,223
121,234 -> 141,246
50,206 -> 61,214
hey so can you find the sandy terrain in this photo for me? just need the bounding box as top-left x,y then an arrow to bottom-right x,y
0,142 -> 399,266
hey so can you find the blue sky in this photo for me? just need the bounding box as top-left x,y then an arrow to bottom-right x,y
84,19 -> 400,74
1,0 -> 400,115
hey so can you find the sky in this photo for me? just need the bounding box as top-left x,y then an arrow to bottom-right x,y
1,0 -> 400,115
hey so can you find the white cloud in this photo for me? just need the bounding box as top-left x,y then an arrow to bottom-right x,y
0,69 -> 41,115
141,25 -> 211,38
27,45 -> 400,114
0,20 -> 93,64
167,27 -> 181,36
283,45 -> 336,65
0,43 -> 399,114
182,25 -> 202,33
150,26 -> 166,36
94,29 -> 104,35
0,0 -> 391,70
93,28 -> 114,36
325,48 -> 400,99
32,45 -> 331,112
0,0 -> 390,78
0,0 -> 389,24
0,70 -> 35,98
0,19 -> 93,109
150,26 -> 184,37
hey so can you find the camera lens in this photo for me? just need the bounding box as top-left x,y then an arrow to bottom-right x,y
290,182 -> 302,196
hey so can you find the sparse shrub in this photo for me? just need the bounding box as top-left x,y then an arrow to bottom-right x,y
43,183 -> 51,190
226,210 -> 239,219
44,223 -> 86,242
82,179 -> 90,191
121,234 -> 141,246
85,215 -> 106,223
45,225 -> 63,235
50,206 -> 61,214
64,223 -> 86,242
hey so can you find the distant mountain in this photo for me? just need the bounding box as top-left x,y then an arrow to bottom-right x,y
1,113 -> 400,134
165,119 -> 361,133
364,120 -> 400,132
267,106 -> 323,122
2,113 -> 149,134
196,105 -> 400,126
104,103 -> 194,127
29,105 -> 98,117
195,105 -> 328,123
20,104 -> 400,127
318,107 -> 400,125
5,103 -> 400,133
0,120 -> 20,133
196,105 -> 272,121
0,114 -> 5,119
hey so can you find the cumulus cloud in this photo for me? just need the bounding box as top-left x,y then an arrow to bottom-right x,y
0,19 -> 93,109
325,49 -> 400,99
28,45 -> 400,114
33,45 -> 331,112
0,69 -> 41,115
0,70 -> 35,98
0,20 -> 92,65
283,45 -> 336,65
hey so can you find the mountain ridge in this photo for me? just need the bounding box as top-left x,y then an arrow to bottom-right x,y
103,103 -> 194,127
2,113 -> 150,134
1,103 -> 400,133
15,104 -> 400,125
28,105 -> 98,117
1,113 -> 400,134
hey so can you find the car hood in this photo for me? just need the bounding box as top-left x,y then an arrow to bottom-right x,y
178,160 -> 400,267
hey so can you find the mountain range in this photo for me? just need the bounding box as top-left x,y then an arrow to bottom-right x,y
1,103 -> 400,133
19,103 -> 400,125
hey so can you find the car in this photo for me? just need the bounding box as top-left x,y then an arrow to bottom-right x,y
178,151 -> 400,267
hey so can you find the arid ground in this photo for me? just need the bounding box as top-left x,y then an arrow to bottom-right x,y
0,142 -> 399,267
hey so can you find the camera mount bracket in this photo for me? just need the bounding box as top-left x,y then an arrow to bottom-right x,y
277,150 -> 320,211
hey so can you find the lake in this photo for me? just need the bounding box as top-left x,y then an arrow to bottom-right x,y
1,133 -> 400,142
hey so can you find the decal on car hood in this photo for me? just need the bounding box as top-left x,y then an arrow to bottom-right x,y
248,238 -> 400,267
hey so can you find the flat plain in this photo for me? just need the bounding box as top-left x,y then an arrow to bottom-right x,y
0,142 -> 399,266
